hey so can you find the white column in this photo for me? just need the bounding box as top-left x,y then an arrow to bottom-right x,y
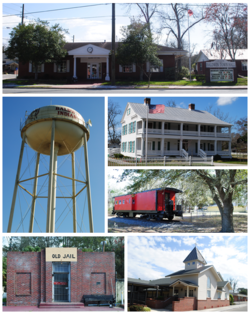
29,153 -> 40,233
229,126 -> 231,137
180,123 -> 183,136
180,139 -> 183,152
73,56 -> 77,78
172,285 -> 175,296
142,120 -> 145,134
161,138 -> 164,156
198,124 -> 201,136
214,125 -> 217,137
72,152 -> 77,233
229,141 -> 231,154
105,56 -> 110,81
187,286 -> 189,297
214,140 -> 217,154
162,121 -> 164,135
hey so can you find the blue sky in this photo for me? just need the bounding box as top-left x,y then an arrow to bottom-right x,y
109,97 -> 247,134
128,235 -> 248,289
3,97 -> 105,233
3,3 -> 221,54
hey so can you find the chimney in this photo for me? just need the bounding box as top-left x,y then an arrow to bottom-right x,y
144,98 -> 151,105
189,103 -> 195,111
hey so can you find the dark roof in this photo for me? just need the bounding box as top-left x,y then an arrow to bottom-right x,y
114,187 -> 182,198
64,42 -> 186,54
128,278 -> 153,287
183,247 -> 207,264
166,265 -> 211,277
169,279 -> 199,287
217,281 -> 229,288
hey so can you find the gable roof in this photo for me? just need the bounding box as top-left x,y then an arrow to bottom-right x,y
126,102 -> 232,126
64,42 -> 186,56
197,49 -> 247,62
166,265 -> 212,277
169,279 -> 199,287
183,246 -> 207,264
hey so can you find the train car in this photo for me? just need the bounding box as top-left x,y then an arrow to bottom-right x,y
112,187 -> 182,221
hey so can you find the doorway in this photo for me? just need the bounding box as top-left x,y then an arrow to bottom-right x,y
52,262 -> 70,302
87,63 -> 102,79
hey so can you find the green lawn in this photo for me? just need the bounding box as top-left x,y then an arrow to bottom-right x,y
3,78 -> 68,85
214,160 -> 247,165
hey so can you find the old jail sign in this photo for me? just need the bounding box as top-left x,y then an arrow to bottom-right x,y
46,248 -> 77,262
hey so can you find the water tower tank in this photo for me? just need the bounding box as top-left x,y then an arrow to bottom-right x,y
21,105 -> 90,156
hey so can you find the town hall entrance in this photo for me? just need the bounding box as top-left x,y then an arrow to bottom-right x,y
87,63 -> 102,79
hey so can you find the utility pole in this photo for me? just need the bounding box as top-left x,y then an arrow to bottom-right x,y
21,4 -> 24,25
111,3 -> 115,85
73,35 -> 75,42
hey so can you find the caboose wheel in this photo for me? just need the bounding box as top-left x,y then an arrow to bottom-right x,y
168,216 -> 173,221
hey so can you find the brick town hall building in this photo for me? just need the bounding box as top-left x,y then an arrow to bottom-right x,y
7,248 -> 115,307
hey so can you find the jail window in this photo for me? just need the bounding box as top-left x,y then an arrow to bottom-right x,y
96,282 -> 101,285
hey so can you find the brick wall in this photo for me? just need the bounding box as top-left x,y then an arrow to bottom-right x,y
172,297 -> 197,311
7,250 -> 116,306
197,298 -> 230,310
7,251 -> 41,306
146,296 -> 175,309
197,60 -> 247,77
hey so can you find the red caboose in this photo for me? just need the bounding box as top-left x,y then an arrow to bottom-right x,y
112,187 -> 182,221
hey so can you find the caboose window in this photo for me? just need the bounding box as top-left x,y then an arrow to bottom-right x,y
115,201 -> 117,205
119,200 -> 121,204
129,199 -> 130,203
123,200 -> 125,204
132,200 -> 135,204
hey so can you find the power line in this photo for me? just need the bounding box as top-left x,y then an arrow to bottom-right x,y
3,3 -> 109,17
3,4 -> 21,13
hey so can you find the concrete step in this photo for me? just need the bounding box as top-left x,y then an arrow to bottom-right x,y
40,302 -> 84,308
165,304 -> 172,311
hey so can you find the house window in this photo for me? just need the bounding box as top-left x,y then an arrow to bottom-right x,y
200,63 -> 203,71
225,293 -> 227,299
207,276 -> 211,298
32,63 -> 42,73
57,61 -> 67,73
122,65 -> 133,73
152,141 -> 155,151
242,61 -> 247,71
127,108 -> 131,115
150,59 -> 163,72
192,262 -> 195,265
133,121 -> 136,133
158,141 -> 161,150
217,292 -> 221,299
188,263 -> 190,266
148,122 -> 153,129
167,142 -> 170,150
190,290 -> 194,297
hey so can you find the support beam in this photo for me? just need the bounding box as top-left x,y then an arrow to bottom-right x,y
73,56 -> 77,78
83,132 -> 94,232
72,152 -> 77,233
50,145 -> 59,233
46,120 -> 55,233
8,133 -> 26,232
29,153 -> 40,233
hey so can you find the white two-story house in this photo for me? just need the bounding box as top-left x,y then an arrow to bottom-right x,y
121,98 -> 232,160
128,246 -> 232,311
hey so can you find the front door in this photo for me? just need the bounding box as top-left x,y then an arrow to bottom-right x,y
87,63 -> 102,79
54,273 -> 69,302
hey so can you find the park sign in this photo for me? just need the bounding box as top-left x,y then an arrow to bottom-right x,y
206,60 -> 236,68
46,247 -> 77,262
210,69 -> 234,82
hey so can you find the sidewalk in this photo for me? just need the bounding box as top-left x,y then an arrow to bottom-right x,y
3,83 -> 247,90
199,302 -> 247,311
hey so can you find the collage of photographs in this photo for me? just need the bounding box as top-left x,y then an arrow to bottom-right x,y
1,1 -> 248,313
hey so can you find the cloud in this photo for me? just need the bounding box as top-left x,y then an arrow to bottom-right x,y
217,97 -> 238,106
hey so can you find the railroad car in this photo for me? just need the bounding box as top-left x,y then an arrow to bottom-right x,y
112,187 -> 182,221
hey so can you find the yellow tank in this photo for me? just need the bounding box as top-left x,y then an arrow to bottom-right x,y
21,105 -> 89,156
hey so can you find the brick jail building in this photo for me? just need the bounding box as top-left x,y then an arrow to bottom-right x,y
7,248 -> 115,307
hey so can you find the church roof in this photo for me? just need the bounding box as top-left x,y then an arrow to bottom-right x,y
183,246 -> 207,264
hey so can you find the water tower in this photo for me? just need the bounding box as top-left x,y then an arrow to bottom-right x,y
7,105 -> 94,233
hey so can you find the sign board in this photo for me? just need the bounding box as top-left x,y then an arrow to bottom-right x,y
46,248 -> 77,262
206,60 -> 236,68
210,69 -> 234,82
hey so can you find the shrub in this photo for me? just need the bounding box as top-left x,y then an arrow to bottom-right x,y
178,66 -> 189,79
229,294 -> 234,305
114,153 -> 124,159
213,154 -> 222,161
196,74 -> 206,82
156,296 -> 164,300
128,305 -> 151,311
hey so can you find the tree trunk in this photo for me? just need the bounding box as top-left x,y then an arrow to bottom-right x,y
220,202 -> 234,232
140,68 -> 143,81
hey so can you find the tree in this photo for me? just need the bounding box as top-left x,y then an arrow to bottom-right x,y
228,277 -> 239,293
237,287 -> 247,295
108,101 -> 122,144
205,4 -> 248,60
205,104 -> 235,124
116,21 -> 162,86
166,100 -> 177,107
119,169 -> 247,232
6,20 -> 67,80
159,4 -> 204,70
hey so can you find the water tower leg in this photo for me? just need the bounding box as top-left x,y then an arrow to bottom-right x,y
46,120 -> 55,233
7,133 -> 26,232
29,152 -> 40,233
71,153 -> 77,233
50,146 -> 59,233
83,132 -> 94,233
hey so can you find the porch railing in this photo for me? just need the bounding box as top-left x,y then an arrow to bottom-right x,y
198,149 -> 207,161
181,149 -> 189,160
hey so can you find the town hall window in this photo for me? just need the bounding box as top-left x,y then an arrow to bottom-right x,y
242,61 -> 247,71
122,65 -> 133,73
57,61 -> 67,73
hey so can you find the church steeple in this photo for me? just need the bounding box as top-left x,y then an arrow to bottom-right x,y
183,246 -> 207,270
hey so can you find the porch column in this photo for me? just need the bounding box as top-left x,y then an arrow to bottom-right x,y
198,139 -> 200,153
229,141 -> 231,154
73,56 -> 77,78
156,286 -> 159,298
172,285 -> 175,296
161,138 -> 164,156
180,123 -> 183,136
198,124 -> 201,136
187,286 -> 189,297
214,125 -> 217,137
142,120 -> 145,134
180,139 -> 183,152
214,140 -> 217,154
162,121 -> 164,135
229,126 -> 231,137
142,139 -> 144,157
105,56 -> 110,81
